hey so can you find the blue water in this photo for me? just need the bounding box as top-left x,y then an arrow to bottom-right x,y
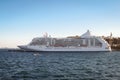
0,51 -> 120,80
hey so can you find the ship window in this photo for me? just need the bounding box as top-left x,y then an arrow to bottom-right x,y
95,39 -> 102,47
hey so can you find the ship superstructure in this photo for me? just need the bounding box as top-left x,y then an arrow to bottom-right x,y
18,30 -> 111,52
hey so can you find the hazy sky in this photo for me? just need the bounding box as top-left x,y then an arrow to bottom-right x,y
0,0 -> 120,48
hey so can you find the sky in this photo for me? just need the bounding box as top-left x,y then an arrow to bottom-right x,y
0,0 -> 120,48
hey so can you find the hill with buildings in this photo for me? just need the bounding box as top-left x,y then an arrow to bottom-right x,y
104,37 -> 120,50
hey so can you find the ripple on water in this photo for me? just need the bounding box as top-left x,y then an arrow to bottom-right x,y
0,51 -> 120,80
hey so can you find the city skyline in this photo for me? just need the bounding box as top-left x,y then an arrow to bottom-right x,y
0,0 -> 120,48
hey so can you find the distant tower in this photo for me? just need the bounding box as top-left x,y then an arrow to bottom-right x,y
110,32 -> 112,39
109,32 -> 113,46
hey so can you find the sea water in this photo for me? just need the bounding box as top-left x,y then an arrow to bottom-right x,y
0,51 -> 120,80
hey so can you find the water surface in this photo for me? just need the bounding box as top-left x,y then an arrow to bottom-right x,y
0,51 -> 120,80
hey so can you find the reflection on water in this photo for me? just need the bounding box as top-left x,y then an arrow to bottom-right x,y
0,51 -> 120,80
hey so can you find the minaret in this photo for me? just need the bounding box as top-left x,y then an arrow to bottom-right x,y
109,32 -> 113,46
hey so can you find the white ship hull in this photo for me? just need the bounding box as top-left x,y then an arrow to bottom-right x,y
18,30 -> 112,52
18,45 -> 111,52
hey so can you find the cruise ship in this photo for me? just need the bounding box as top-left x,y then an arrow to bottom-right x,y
18,30 -> 111,52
